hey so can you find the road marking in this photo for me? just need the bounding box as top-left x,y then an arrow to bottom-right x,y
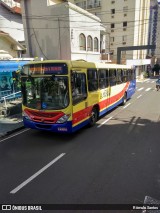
10,153 -> 66,194
97,116 -> 113,128
145,88 -> 151,91
123,103 -> 131,109
138,87 -> 144,91
131,122 -> 145,126
137,95 -> 142,99
0,129 -> 30,143
151,81 -> 155,83
97,102 -> 132,128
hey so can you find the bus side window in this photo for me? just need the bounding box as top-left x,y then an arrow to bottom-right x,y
131,69 -> 136,80
87,69 -> 98,91
99,69 -> 108,89
122,69 -> 127,82
109,69 -> 116,86
128,69 -> 132,81
99,69 -> 109,89
116,69 -> 122,84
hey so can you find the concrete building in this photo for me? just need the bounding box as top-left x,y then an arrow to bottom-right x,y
148,0 -> 158,57
155,1 -> 160,63
0,31 -> 25,59
0,0 -> 24,42
0,0 -> 26,59
13,0 -> 106,62
71,0 -> 150,64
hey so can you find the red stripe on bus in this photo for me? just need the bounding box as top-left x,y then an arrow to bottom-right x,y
73,82 -> 129,126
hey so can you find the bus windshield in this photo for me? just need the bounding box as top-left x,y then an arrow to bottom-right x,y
21,76 -> 69,110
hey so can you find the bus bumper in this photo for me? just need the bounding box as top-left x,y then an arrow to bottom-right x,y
23,118 -> 73,133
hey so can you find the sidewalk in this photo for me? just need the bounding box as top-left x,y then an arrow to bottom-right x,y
0,114 -> 24,137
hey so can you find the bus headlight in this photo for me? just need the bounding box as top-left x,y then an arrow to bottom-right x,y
56,114 -> 70,124
22,111 -> 31,120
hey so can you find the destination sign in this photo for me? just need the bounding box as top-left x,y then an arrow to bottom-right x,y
27,63 -> 68,75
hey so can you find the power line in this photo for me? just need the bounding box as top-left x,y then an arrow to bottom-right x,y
0,5 -> 156,19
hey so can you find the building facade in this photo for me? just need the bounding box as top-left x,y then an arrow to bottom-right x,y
155,1 -> 160,63
14,0 -> 105,62
0,0 -> 24,42
148,0 -> 158,57
71,0 -> 150,64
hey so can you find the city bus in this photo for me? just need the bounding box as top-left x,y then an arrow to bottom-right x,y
21,60 -> 136,133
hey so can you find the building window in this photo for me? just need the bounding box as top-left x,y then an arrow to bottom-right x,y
111,23 -> 115,28
87,36 -> 93,51
123,6 -> 128,12
76,1 -> 87,9
123,22 -> 127,27
94,37 -> 99,52
110,37 -> 114,42
111,0 -> 115,4
94,0 -> 101,7
87,0 -> 93,8
111,9 -> 115,14
110,50 -> 114,60
121,51 -> 126,59
122,35 -> 127,42
79,33 -> 86,50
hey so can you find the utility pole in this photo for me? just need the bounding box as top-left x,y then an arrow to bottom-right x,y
24,0 -> 33,57
58,18 -> 62,59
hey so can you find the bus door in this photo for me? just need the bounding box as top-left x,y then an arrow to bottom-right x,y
71,71 -> 88,129
108,69 -> 117,106
99,69 -> 110,114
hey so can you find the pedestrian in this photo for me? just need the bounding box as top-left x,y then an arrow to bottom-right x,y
156,78 -> 160,91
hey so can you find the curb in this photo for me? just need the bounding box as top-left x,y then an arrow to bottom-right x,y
0,125 -> 25,139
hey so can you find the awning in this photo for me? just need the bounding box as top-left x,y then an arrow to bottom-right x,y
0,61 -> 29,72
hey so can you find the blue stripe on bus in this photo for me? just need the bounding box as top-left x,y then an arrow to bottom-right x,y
23,118 -> 73,133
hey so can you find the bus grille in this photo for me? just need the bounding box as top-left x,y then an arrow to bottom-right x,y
24,109 -> 64,124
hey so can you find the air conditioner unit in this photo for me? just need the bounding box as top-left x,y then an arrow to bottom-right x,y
88,4 -> 93,8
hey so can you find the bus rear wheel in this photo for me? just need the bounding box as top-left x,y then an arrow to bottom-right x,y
122,92 -> 127,105
89,107 -> 98,127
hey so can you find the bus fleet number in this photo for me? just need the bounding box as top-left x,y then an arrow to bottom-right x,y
100,89 -> 108,99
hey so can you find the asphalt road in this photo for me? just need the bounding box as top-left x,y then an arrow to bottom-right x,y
0,78 -> 160,213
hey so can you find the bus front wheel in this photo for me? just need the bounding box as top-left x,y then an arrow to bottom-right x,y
89,107 -> 98,127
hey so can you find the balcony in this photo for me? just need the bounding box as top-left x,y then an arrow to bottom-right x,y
87,1 -> 101,9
